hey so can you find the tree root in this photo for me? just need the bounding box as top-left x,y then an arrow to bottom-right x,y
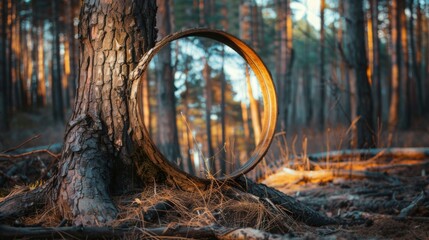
0,186 -> 48,222
232,176 -> 338,227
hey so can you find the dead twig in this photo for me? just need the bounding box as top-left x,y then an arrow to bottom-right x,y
398,191 -> 427,218
1,135 -> 41,153
0,149 -> 60,160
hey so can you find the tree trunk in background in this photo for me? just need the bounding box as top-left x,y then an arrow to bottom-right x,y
53,0 -> 159,225
319,0 -> 325,131
426,3 -> 429,113
30,0 -> 39,108
399,0 -> 410,129
408,0 -> 423,117
274,0 -> 292,131
20,23 -> 29,109
51,0 -> 64,122
304,5 -> 313,126
337,0 -> 351,125
37,19 -> 46,106
388,0 -> 401,144
156,0 -> 182,166
0,0 -> 8,131
370,0 -> 381,124
344,0 -> 376,148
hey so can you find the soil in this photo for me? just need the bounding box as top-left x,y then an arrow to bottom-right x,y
263,158 -> 429,239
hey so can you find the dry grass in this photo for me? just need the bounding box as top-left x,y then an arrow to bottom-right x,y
113,182 -> 304,235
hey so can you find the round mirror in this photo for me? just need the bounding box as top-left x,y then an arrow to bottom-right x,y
142,37 -> 264,178
131,29 -> 277,181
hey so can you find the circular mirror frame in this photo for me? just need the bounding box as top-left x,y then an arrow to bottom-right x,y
129,28 -> 277,182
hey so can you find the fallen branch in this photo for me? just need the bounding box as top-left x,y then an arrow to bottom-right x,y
256,147 -> 429,181
307,148 -> 429,162
9,143 -> 63,155
398,191 -> 427,218
1,135 -> 41,153
0,224 -> 286,239
262,168 -> 400,188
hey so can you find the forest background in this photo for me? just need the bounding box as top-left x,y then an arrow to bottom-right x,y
0,0 -> 428,166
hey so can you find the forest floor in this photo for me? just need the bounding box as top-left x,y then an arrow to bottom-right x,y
0,109 -> 428,239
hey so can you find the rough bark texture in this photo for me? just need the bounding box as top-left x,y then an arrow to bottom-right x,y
53,0 -> 160,225
234,177 -> 337,227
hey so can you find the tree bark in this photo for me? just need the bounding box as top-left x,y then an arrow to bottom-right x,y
388,0 -> 401,144
51,0 -> 64,122
0,0 -> 9,131
399,0 -> 411,128
408,0 -> 424,117
370,0 -> 382,123
344,0 -> 376,148
52,0 -> 160,225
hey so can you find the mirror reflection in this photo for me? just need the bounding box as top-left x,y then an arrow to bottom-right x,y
141,37 -> 263,178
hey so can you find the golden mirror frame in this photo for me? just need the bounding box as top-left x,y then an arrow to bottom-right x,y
129,28 -> 277,182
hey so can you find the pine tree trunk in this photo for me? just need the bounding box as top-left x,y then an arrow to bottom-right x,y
408,0 -> 424,116
399,0 -> 411,128
388,0 -> 401,144
51,0 -> 64,121
370,0 -> 382,123
319,0 -> 325,131
53,0 -> 160,225
344,0 -> 376,148
0,0 -> 8,131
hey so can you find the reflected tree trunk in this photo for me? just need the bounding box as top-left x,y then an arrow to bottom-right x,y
220,47 -> 226,175
203,59 -> 215,175
182,65 -> 195,176
245,65 -> 261,145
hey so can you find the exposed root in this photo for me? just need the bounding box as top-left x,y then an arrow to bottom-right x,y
0,186 -> 48,222
232,176 -> 338,227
